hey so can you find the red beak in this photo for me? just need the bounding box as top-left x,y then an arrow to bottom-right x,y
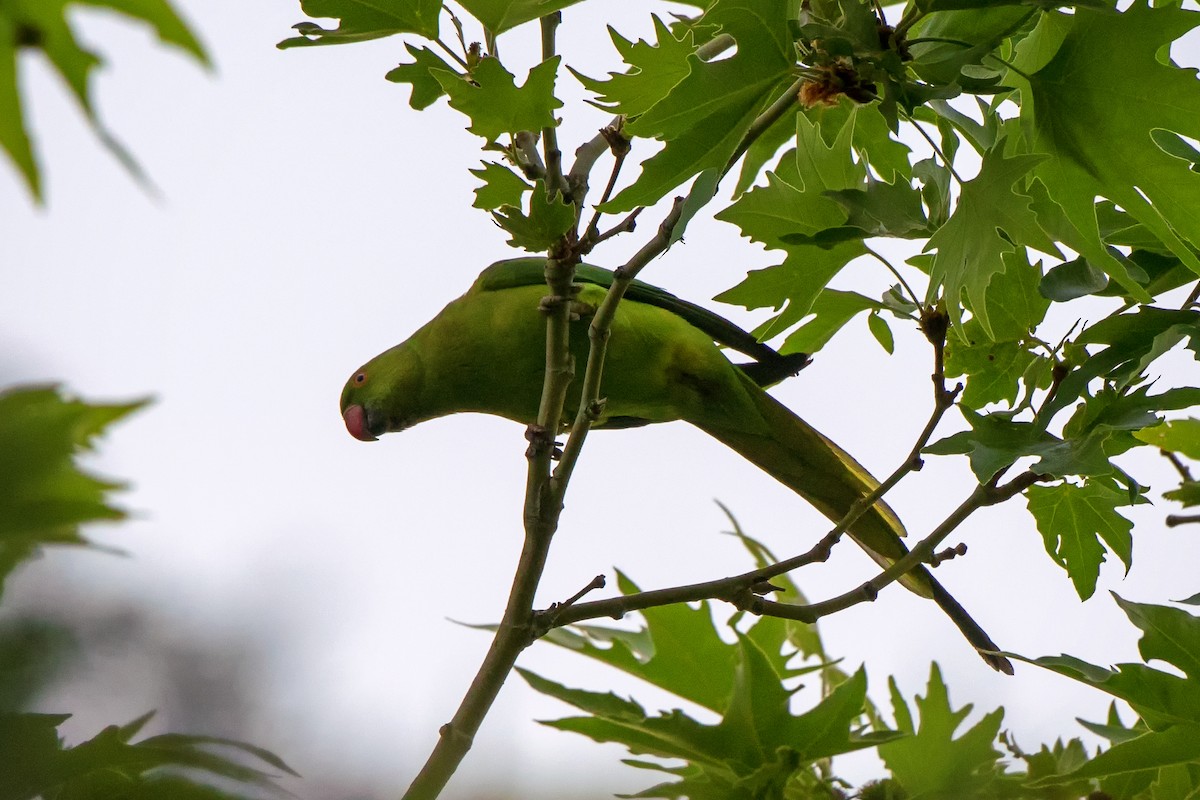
343,404 -> 377,442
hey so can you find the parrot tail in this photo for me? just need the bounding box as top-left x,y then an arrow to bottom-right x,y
694,376 -> 1012,673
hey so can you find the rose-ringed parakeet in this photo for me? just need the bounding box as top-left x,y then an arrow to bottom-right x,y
341,259 -> 1011,673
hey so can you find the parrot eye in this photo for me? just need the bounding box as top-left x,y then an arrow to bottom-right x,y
354,372 -> 367,385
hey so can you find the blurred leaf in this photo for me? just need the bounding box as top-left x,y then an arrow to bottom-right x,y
2,0 -> 206,201
434,56 -> 563,142
0,386 -> 147,600
0,711 -> 294,800
1025,480 -> 1134,601
1017,597 -> 1200,731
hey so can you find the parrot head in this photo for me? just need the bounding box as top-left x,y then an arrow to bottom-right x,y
340,342 -> 425,442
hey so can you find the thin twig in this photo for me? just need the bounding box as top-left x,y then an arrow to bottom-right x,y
722,76 -> 805,176
566,116 -> 623,215
743,472 -> 1040,623
540,13 -> 566,197
590,208 -> 642,248
1166,514 -> 1200,527
1162,449 -> 1194,483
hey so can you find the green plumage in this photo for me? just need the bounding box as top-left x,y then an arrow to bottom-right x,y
341,259 -> 1011,673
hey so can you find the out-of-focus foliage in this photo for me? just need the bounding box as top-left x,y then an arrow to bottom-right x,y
0,0 -> 207,201
0,387 -> 295,799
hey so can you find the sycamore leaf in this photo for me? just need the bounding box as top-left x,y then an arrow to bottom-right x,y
572,15 -> 694,119
779,289 -> 881,355
1016,597 -> 1200,730
926,409 -> 1059,483
1040,256 -> 1110,302
944,323 -> 1040,409
925,146 -> 1058,336
1014,3 -> 1200,294
491,180 -> 572,251
603,0 -> 795,212
456,0 -> 584,35
278,0 -> 441,47
469,161 -> 529,210
1040,307 -> 1200,427
1134,419 -> 1200,460
881,664 -> 1005,799
384,44 -> 454,110
715,169 -> 847,250
1025,481 -> 1134,601
434,56 -> 562,142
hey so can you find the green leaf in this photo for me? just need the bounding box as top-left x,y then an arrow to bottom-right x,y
943,321 -> 1040,409
434,55 -> 562,142
715,242 -> 867,344
982,248 -> 1050,342
1025,481 -> 1134,601
456,0 -> 584,35
1014,3 -> 1200,293
867,312 -> 894,354
604,0 -> 795,212
925,145 -> 1058,336
572,15 -> 694,119
715,169 -> 847,250
78,0 -> 207,64
0,386 -> 147,601
469,161 -> 529,210
1030,723 -> 1200,787
1134,419 -> 1200,460
0,18 -> 37,199
1,0 -> 205,200
279,0 -> 442,47
1017,597 -> 1200,728
1039,256 -> 1110,301
779,289 -> 881,355
880,664 -> 1005,799
491,180 -> 573,251
926,409 -> 1059,483
384,44 -> 454,110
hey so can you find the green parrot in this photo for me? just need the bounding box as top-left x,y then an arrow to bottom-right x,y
341,259 -> 1012,673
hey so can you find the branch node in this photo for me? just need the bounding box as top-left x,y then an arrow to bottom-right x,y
930,542 -> 968,567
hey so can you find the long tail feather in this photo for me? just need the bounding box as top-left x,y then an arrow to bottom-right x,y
694,376 -> 1011,672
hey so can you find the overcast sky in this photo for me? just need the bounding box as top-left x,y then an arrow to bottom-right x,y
4,3 -> 1200,797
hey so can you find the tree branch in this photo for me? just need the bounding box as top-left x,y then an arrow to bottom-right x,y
539,13 -> 566,197
550,198 -> 686,499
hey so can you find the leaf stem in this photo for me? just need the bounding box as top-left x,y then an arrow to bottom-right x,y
722,76 -> 805,177
864,245 -> 922,310
910,117 -> 965,185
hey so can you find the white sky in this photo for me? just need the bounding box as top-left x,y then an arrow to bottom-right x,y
3,3 -> 1199,798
